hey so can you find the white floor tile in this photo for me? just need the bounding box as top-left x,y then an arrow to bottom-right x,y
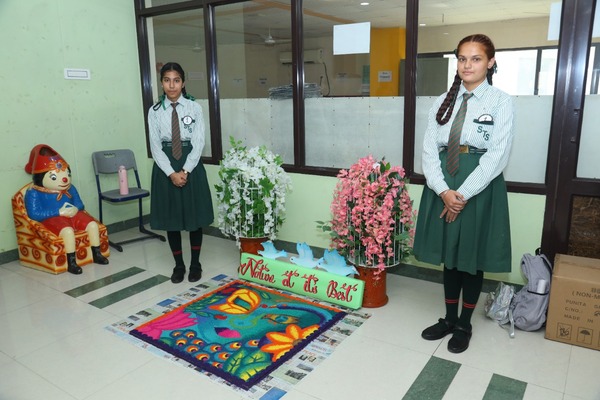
293,334 -> 431,400
85,357 -> 244,400
1,257 -> 134,293
442,365 -> 492,400
357,274 -> 451,354
16,320 -> 156,399
564,345 -> 600,400
0,350 -> 13,368
0,292 -> 112,358
0,268 -> 60,315
99,280 -> 179,317
523,383 -> 564,400
0,360 -> 77,400
563,395 -> 588,400
281,389 -> 321,400
435,306 -> 572,393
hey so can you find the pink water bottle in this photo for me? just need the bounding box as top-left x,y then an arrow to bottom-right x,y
118,165 -> 129,195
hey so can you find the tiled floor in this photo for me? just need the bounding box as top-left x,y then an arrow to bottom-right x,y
1,228 -> 599,400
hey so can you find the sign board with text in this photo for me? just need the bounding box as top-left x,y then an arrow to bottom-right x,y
239,253 -> 365,309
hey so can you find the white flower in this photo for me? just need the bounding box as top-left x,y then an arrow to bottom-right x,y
215,138 -> 292,246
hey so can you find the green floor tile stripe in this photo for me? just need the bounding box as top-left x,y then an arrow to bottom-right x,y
402,356 -> 461,400
88,275 -> 170,309
482,374 -> 527,400
64,267 -> 146,298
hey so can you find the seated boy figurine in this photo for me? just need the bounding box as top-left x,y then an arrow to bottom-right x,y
24,144 -> 109,274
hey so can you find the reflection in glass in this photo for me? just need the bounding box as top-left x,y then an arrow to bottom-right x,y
539,49 -> 557,95
568,196 -> 600,258
304,0 -> 406,170
215,1 -> 293,163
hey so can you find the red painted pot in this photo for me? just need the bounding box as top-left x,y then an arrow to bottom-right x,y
239,237 -> 267,256
355,265 -> 389,308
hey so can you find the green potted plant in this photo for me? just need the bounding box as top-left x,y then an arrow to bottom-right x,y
318,155 -> 416,307
215,137 -> 292,253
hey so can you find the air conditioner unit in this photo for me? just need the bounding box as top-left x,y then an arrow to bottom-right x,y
279,49 -> 323,65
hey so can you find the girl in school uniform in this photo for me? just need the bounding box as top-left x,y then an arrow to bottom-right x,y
148,62 -> 213,284
414,34 -> 514,353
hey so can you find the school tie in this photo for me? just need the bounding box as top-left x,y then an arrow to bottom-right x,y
446,93 -> 473,176
171,102 -> 182,160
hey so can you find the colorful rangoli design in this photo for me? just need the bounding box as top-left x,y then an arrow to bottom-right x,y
130,280 -> 346,389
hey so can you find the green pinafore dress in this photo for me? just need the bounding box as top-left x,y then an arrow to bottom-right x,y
413,149 -> 511,274
150,141 -> 214,231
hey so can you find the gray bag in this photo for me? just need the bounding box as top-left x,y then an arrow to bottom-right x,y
484,281 -> 516,338
510,252 -> 553,331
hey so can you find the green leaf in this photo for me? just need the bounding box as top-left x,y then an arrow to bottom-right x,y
223,349 -> 247,374
237,362 -> 271,381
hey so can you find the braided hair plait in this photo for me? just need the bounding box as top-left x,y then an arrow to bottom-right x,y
436,73 -> 462,126
182,88 -> 195,101
152,94 -> 165,111
486,61 -> 497,85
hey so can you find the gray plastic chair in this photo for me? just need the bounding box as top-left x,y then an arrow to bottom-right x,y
91,149 -> 165,252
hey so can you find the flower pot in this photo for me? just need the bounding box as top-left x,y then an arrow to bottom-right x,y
239,237 -> 267,256
355,265 -> 389,308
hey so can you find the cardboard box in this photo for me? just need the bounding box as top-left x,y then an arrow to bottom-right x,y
545,254 -> 600,350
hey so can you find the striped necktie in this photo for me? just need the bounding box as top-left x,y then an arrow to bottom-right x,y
171,102 -> 182,160
446,93 -> 473,176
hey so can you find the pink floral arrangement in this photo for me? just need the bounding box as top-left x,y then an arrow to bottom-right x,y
318,156 -> 416,274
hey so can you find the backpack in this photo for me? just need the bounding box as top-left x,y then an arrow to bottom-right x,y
510,251 -> 553,331
484,281 -> 516,338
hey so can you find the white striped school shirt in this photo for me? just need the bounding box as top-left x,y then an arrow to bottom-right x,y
148,95 -> 205,177
421,80 -> 514,200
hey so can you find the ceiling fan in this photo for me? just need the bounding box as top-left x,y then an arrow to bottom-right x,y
164,42 -> 204,52
191,42 -> 203,52
258,28 -> 291,47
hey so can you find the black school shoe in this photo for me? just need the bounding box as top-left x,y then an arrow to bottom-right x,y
448,325 -> 472,353
188,264 -> 202,283
171,265 -> 186,284
421,318 -> 456,340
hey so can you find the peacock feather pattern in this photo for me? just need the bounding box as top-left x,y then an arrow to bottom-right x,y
130,280 -> 346,389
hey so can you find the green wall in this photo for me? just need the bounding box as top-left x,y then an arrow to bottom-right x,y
1,0 -> 149,254
1,0 -> 545,285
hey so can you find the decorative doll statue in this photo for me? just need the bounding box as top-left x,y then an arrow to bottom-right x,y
24,144 -> 109,274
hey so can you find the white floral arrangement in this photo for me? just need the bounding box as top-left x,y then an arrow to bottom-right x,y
215,137 -> 292,245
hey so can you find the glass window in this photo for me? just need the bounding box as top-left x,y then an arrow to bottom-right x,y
303,0 -> 406,169
539,48 -> 558,95
144,0 -> 183,7
147,10 -> 211,157
215,1 -> 294,163
578,44 -> 600,178
494,50 -> 538,95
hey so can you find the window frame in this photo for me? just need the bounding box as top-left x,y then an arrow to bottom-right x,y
134,0 -> 552,194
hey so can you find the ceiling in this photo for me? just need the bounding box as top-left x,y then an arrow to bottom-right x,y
150,0 -> 554,49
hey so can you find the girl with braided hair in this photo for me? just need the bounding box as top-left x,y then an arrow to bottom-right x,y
148,62 -> 214,284
414,34 -> 514,353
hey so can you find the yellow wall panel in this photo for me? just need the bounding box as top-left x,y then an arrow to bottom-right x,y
370,28 -> 406,96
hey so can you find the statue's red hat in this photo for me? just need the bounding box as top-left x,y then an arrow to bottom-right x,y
24,144 -> 69,174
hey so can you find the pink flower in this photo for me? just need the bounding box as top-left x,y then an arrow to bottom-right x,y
322,156 -> 416,275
